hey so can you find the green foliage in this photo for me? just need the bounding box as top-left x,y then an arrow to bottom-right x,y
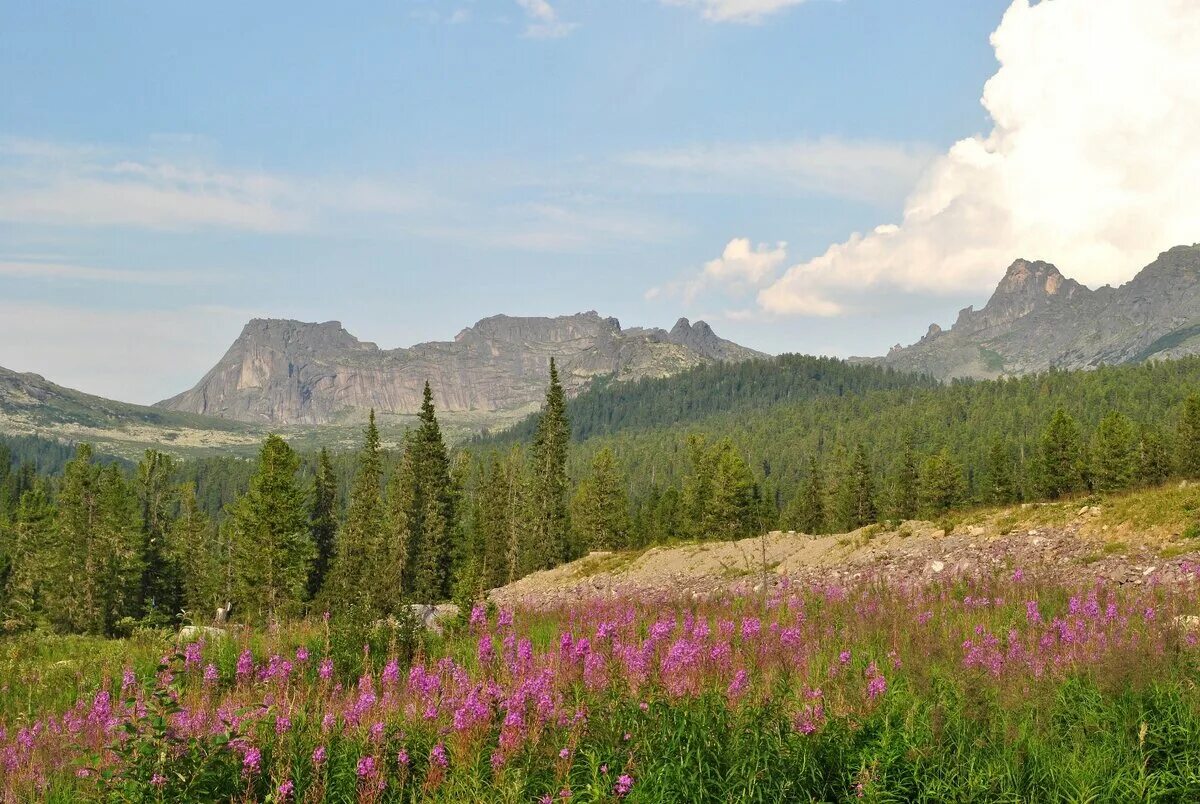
530,360 -> 572,567
307,448 -> 338,599
325,412 -> 387,614
228,435 -> 313,623
1093,411 -> 1137,493
570,447 -> 631,552
919,448 -> 965,516
1178,393 -> 1200,478
1039,408 -> 1086,499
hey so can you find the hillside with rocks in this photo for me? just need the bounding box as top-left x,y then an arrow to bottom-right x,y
157,312 -> 766,425
875,244 -> 1200,380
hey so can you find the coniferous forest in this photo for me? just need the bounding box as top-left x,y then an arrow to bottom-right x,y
6,355 -> 1200,637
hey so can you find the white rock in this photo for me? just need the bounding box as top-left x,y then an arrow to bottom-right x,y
930,560 -> 945,573
177,625 -> 228,642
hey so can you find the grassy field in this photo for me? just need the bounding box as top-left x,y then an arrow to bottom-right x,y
3,560 -> 1200,802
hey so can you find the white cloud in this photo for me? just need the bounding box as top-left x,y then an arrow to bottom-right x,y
0,260 -> 208,285
516,0 -> 577,38
759,0 -> 1200,316
0,139 -> 426,233
662,0 -> 815,24
649,238 -> 788,303
0,302 -> 253,404
622,139 -> 936,205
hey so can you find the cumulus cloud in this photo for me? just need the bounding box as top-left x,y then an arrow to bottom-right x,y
759,0 -> 1200,316
516,0 -> 577,38
648,238 -> 788,304
622,139 -> 936,205
662,0 -> 815,24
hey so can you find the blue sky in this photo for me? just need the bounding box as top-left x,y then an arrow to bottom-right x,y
3,0 -> 1194,403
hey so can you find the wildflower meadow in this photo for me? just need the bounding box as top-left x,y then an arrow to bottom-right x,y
4,564 -> 1200,802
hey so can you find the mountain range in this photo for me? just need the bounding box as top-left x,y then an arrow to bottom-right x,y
873,244 -> 1200,380
155,312 -> 765,425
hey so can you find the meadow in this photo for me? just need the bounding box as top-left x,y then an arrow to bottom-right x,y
3,564 -> 1200,803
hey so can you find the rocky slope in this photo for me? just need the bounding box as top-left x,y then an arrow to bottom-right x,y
876,244 -> 1200,380
157,312 -> 766,425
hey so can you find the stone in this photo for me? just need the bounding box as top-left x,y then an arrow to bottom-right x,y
177,625 -> 228,642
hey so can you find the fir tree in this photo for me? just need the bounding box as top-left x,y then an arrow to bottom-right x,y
326,412 -> 387,615
892,442 -> 919,520
474,451 -> 515,589
1178,394 -> 1200,478
1039,408 -> 1085,499
570,447 -> 630,552
529,359 -> 571,567
308,448 -> 338,598
1092,411 -> 1137,493
783,456 -> 827,534
986,438 -> 1018,504
1,484 -> 55,631
228,434 -> 312,623
135,450 -> 180,622
169,484 -> 223,622
836,445 -> 877,530
1136,425 -> 1173,487
919,448 -> 965,515
408,384 -> 455,602
707,440 -> 756,540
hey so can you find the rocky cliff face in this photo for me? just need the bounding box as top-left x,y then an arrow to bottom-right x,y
878,244 -> 1200,380
157,312 -> 766,425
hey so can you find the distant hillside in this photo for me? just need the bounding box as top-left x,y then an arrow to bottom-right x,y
477,353 -> 936,445
874,244 -> 1200,380
157,312 -> 766,426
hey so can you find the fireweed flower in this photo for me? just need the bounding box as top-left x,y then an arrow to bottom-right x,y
431,743 -> 449,768
398,748 -> 410,766
236,650 -> 254,680
242,746 -> 261,776
277,779 -> 295,800
184,641 -> 202,668
615,774 -> 634,796
318,658 -> 334,680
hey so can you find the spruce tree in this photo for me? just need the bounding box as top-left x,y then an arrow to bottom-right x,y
135,450 -> 180,622
836,445 -> 877,530
169,484 -> 223,622
529,359 -> 571,567
1178,394 -> 1200,478
707,440 -> 755,540
570,447 -> 630,552
475,451 -> 514,589
919,448 -> 965,515
986,438 -> 1018,504
308,448 -> 338,598
408,384 -> 455,602
783,456 -> 827,535
381,446 -> 415,612
1137,425 -> 1173,487
326,412 -> 387,615
228,434 -> 312,623
1039,408 -> 1085,499
892,442 -> 919,520
1093,411 -> 1136,493
1,484 -> 55,631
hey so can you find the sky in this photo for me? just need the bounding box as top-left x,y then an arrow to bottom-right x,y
1,0 -> 1198,404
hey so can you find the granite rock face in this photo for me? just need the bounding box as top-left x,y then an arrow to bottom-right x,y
877,244 -> 1200,380
157,312 -> 766,424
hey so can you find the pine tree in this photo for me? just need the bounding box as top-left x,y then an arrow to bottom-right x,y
1178,394 -> 1200,478
919,448 -> 965,515
986,438 -> 1018,504
529,359 -> 571,567
783,456 -> 827,534
228,434 -> 312,623
169,484 -> 223,622
1039,408 -> 1085,499
326,412 -> 387,615
892,442 -> 919,520
135,450 -> 180,622
570,447 -> 630,552
308,448 -> 338,598
1092,411 -> 1136,493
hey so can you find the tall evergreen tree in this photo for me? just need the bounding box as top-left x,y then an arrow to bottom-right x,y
783,456 -> 827,535
892,442 -> 919,520
836,445 -> 877,530
919,448 -> 965,515
1039,408 -> 1085,499
308,448 -> 338,598
381,446 -> 415,612
474,451 -> 515,589
1178,394 -> 1200,478
1,483 -> 55,632
1092,411 -> 1137,493
135,450 -> 180,621
408,384 -> 456,602
326,412 -> 387,614
228,435 -> 312,622
985,438 -> 1018,504
529,359 -> 571,567
169,484 -> 223,622
1137,425 -> 1173,487
570,447 -> 630,552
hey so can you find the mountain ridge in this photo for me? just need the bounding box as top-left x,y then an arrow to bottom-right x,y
157,311 -> 767,425
875,244 -> 1200,380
